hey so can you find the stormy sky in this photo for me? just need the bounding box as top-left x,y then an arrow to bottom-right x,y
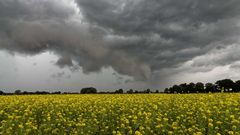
1,0 -> 240,92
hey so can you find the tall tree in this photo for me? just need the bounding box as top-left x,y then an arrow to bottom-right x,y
115,89 -> 124,94
164,88 -> 169,93
215,79 -> 235,92
233,80 -> 240,92
15,90 -> 22,95
195,82 -> 204,93
127,89 -> 133,94
0,90 -> 4,95
205,83 -> 215,93
187,82 -> 196,93
172,85 -> 181,93
80,87 -> 97,94
180,83 -> 187,93
145,89 -> 151,93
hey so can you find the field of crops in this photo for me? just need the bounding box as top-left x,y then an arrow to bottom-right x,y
0,94 -> 240,135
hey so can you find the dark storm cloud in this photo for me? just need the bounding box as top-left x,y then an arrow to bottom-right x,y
0,0 -> 75,19
1,0 -> 240,82
76,0 -> 240,70
0,0 -> 151,80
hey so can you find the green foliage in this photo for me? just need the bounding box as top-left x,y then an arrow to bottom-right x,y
80,87 -> 97,94
165,79 -> 240,93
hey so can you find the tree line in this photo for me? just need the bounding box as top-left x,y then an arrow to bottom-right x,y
0,87 -> 161,95
0,79 -> 240,95
164,79 -> 240,93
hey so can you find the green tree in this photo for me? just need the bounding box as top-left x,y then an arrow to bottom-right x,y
15,90 -> 22,95
205,83 -> 215,93
127,89 -> 133,94
80,87 -> 97,94
164,88 -> 169,93
172,85 -> 181,93
187,82 -> 196,93
145,89 -> 151,93
233,80 -> 240,92
115,89 -> 123,94
215,79 -> 235,92
195,82 -> 204,93
0,90 -> 4,95
179,83 -> 187,93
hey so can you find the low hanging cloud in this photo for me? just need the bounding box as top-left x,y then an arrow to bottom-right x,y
1,0 -> 240,83
56,54 -> 73,68
0,0 -> 151,81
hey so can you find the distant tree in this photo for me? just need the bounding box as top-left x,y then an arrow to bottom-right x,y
127,89 -> 133,94
134,90 -> 139,93
155,90 -> 159,93
187,83 -> 196,93
195,82 -> 204,93
80,87 -> 97,94
172,85 -> 181,93
52,91 -> 61,94
23,91 -> 28,94
164,88 -> 169,93
216,79 -> 235,92
0,90 -> 4,95
163,79 -> 240,94
179,83 -> 187,93
205,83 -> 215,93
35,91 -> 50,94
115,89 -> 124,94
145,89 -> 151,93
233,80 -> 240,92
14,90 -> 22,95
168,87 -> 173,93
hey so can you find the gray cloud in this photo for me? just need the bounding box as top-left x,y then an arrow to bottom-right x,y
76,0 -> 240,76
1,0 -> 240,85
0,0 -> 151,81
230,62 -> 240,70
56,55 -> 73,68
51,71 -> 65,79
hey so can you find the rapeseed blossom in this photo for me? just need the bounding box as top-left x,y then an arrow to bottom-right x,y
0,94 -> 239,134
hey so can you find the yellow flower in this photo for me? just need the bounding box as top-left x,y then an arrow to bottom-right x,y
216,121 -> 222,125
32,126 -> 37,130
168,131 -> 173,135
194,132 -> 202,135
163,118 -> 169,122
232,125 -> 237,130
18,124 -> 24,129
188,128 -> 193,132
208,123 -> 213,128
228,131 -> 234,135
135,131 -> 142,135
116,131 -> 122,135
230,115 -> 235,119
128,129 -> 133,134
208,119 -> 213,123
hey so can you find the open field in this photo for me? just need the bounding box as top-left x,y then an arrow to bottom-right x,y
0,94 -> 240,135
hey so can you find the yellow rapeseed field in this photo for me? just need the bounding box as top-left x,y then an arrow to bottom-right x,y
0,94 -> 240,135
